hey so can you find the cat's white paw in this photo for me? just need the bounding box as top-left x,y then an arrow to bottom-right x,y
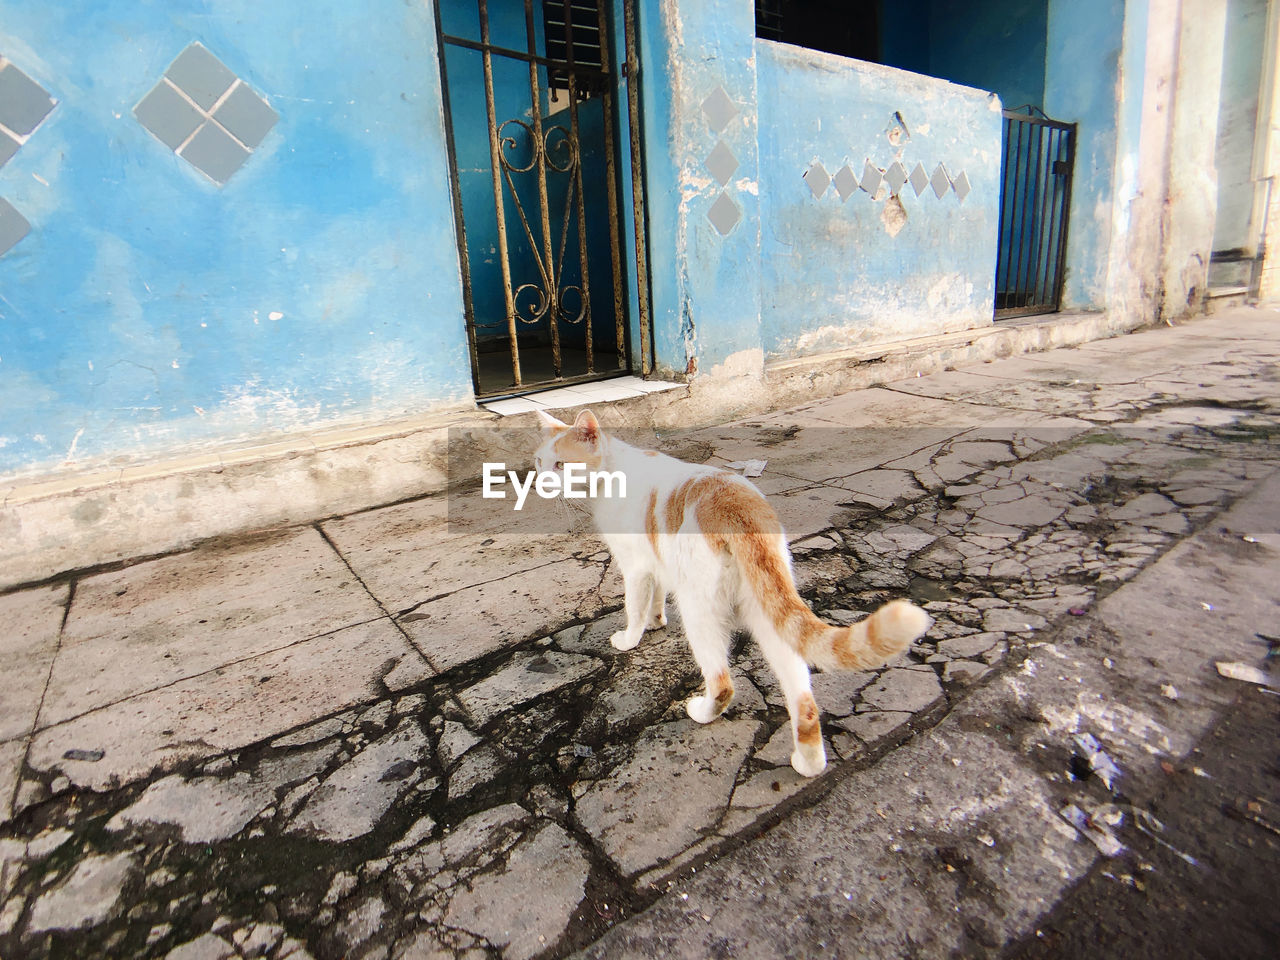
686,695 -> 720,724
646,610 -> 667,630
610,630 -> 641,651
791,746 -> 827,778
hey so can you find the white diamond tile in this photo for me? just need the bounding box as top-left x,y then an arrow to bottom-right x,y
707,191 -> 742,236
884,161 -> 908,196
705,140 -> 739,186
803,161 -> 830,198
701,86 -> 737,134
832,164 -> 858,201
860,160 -> 883,196
909,162 -> 929,196
952,169 -> 971,202
930,163 -> 951,199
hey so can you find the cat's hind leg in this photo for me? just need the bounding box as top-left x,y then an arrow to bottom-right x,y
754,631 -> 826,777
675,587 -> 735,724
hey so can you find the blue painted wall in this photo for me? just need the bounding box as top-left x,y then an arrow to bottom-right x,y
880,0 -> 1048,115
638,0 -> 763,377
756,42 -> 1002,360
0,0 -> 469,479
1044,0 -> 1126,309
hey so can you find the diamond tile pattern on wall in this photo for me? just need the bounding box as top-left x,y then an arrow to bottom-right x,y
952,169 -> 972,202
930,162 -> 951,199
803,161 -> 830,198
884,161 -> 908,197
0,197 -> 30,257
832,164 -> 858,202
704,140 -> 738,186
909,162 -> 929,197
0,132 -> 19,168
0,60 -> 55,138
707,191 -> 742,236
135,43 -> 277,185
701,86 -> 737,134
860,160 -> 883,196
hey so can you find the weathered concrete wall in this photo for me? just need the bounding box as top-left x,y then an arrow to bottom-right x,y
1044,0 -> 1126,311
755,41 -> 1001,361
0,0 -> 471,483
1101,0 -> 1162,327
1161,0 -> 1227,317
638,0 -> 763,384
1211,0 -> 1269,257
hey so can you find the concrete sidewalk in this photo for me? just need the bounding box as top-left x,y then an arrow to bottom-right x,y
0,306 -> 1277,959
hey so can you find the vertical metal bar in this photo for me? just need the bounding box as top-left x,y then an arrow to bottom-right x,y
1038,128 -> 1064,309
478,0 -> 522,386
1020,121 -> 1044,308
1024,123 -> 1046,307
593,0 -> 628,368
560,0 -> 595,375
1029,122 -> 1052,307
623,0 -> 653,375
1051,125 -> 1076,311
1039,129 -> 1059,309
996,116 -> 1014,308
524,0 -> 563,378
432,1 -> 482,390
1008,119 -> 1028,311
1023,123 -> 1044,307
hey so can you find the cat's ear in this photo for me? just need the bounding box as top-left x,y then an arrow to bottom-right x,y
572,409 -> 602,446
535,409 -> 568,433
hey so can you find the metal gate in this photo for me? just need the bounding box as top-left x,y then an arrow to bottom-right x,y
434,0 -> 650,398
995,107 -> 1076,319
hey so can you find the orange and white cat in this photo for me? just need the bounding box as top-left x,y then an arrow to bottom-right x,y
534,409 -> 932,777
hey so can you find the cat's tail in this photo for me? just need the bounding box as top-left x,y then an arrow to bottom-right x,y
793,599 -> 932,671
696,477 -> 930,669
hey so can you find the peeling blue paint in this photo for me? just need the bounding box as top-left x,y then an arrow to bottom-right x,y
755,41 -> 1001,361
0,0 -> 469,477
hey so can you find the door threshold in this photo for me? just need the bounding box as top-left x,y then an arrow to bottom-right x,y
481,375 -> 681,416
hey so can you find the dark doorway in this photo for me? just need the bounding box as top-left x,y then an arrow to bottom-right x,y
435,0 -> 649,398
995,107 -> 1075,318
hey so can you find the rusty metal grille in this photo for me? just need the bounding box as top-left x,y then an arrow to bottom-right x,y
435,0 -> 651,398
995,107 -> 1076,319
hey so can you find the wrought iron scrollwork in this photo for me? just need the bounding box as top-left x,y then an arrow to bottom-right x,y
496,119 -> 587,328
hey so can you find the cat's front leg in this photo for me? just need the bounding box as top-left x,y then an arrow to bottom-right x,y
610,571 -> 655,651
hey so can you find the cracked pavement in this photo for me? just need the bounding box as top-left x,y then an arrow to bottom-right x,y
1,307 -> 1278,959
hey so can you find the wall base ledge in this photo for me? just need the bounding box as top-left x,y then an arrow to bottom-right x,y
1,309 -> 1151,591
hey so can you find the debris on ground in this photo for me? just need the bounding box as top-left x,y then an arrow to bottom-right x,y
1061,803 -> 1126,857
1072,733 -> 1122,791
725,459 -> 768,477
1215,661 -> 1274,688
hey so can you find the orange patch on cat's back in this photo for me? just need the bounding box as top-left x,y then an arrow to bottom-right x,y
663,476 -> 714,535
645,488 -> 660,553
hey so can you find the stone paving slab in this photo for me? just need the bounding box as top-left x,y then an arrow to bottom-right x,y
42,529 -> 382,727
0,741 -> 23,824
0,310 -> 1277,960
0,583 -> 66,743
321,495 -> 591,614
25,617 -> 429,793
575,718 -> 760,878
577,470 -> 1279,960
397,556 -> 616,673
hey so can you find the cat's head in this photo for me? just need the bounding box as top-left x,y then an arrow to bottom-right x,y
533,409 -> 605,474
